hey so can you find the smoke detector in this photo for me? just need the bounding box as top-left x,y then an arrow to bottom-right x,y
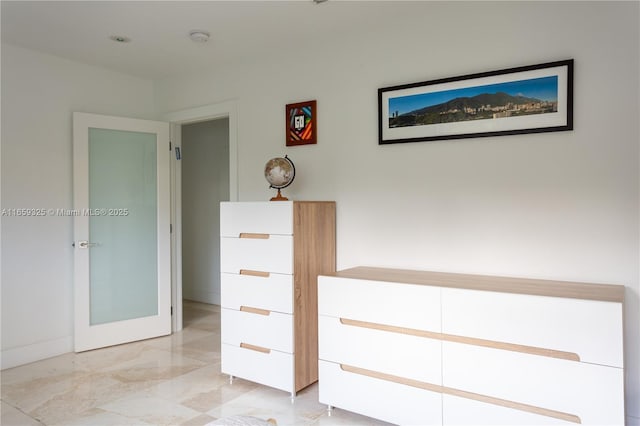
109,35 -> 131,43
189,30 -> 210,43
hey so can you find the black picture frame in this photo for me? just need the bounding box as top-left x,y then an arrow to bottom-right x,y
378,59 -> 573,145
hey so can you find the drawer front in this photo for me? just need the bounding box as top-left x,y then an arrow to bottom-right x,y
221,343 -> 293,393
318,315 -> 441,385
220,235 -> 293,274
221,308 -> 293,353
221,272 -> 293,314
318,275 -> 441,331
442,342 -> 624,425
220,201 -> 292,237
319,360 -> 442,426
441,288 -> 623,367
443,394 -> 573,425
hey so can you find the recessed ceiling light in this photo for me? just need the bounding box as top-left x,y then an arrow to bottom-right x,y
109,35 -> 131,43
189,30 -> 210,43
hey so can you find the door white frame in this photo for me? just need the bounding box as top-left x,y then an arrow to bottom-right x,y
165,100 -> 239,332
72,112 -> 172,352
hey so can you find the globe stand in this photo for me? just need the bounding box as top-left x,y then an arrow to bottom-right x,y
270,188 -> 288,201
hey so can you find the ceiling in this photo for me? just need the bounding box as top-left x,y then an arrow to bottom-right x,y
1,0 -> 404,80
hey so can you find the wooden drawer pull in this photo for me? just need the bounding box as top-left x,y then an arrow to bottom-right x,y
446,387 -> 582,424
240,342 -> 271,354
240,306 -> 271,316
339,317 -> 580,362
340,318 -> 439,339
340,364 -> 441,393
239,233 -> 270,239
444,333 -> 580,362
240,269 -> 270,278
340,364 -> 581,424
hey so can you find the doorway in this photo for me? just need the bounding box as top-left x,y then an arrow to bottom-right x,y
166,100 -> 238,332
181,118 -> 229,305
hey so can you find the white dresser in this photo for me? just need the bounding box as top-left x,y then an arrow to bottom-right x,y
220,201 -> 335,397
318,267 -> 625,425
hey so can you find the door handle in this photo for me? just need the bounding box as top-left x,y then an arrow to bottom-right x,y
76,241 -> 100,249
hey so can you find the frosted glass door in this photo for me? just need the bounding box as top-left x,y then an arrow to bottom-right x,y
73,113 -> 171,352
88,128 -> 158,325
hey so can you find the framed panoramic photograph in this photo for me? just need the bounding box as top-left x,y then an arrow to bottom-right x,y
286,100 -> 317,146
378,59 -> 573,144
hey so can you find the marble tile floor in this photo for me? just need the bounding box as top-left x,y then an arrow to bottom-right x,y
1,301 -> 391,426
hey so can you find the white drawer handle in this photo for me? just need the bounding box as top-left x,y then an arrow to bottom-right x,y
240,342 -> 271,354
240,269 -> 271,278
239,233 -> 270,239
240,306 -> 271,316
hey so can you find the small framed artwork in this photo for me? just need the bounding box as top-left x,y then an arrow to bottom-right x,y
378,59 -> 573,144
286,100 -> 317,146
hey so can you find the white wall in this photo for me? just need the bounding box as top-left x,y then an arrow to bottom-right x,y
181,118 -> 230,304
0,43 -> 157,368
1,1 -> 638,422
155,1 -> 639,421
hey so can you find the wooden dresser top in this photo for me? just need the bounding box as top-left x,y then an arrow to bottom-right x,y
328,266 -> 625,303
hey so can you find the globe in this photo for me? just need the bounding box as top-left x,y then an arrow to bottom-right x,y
264,155 -> 295,201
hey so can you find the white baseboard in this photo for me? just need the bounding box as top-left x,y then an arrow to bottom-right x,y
1,336 -> 73,370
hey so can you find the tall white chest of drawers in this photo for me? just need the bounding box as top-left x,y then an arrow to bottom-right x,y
220,201 -> 335,397
318,267 -> 625,425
